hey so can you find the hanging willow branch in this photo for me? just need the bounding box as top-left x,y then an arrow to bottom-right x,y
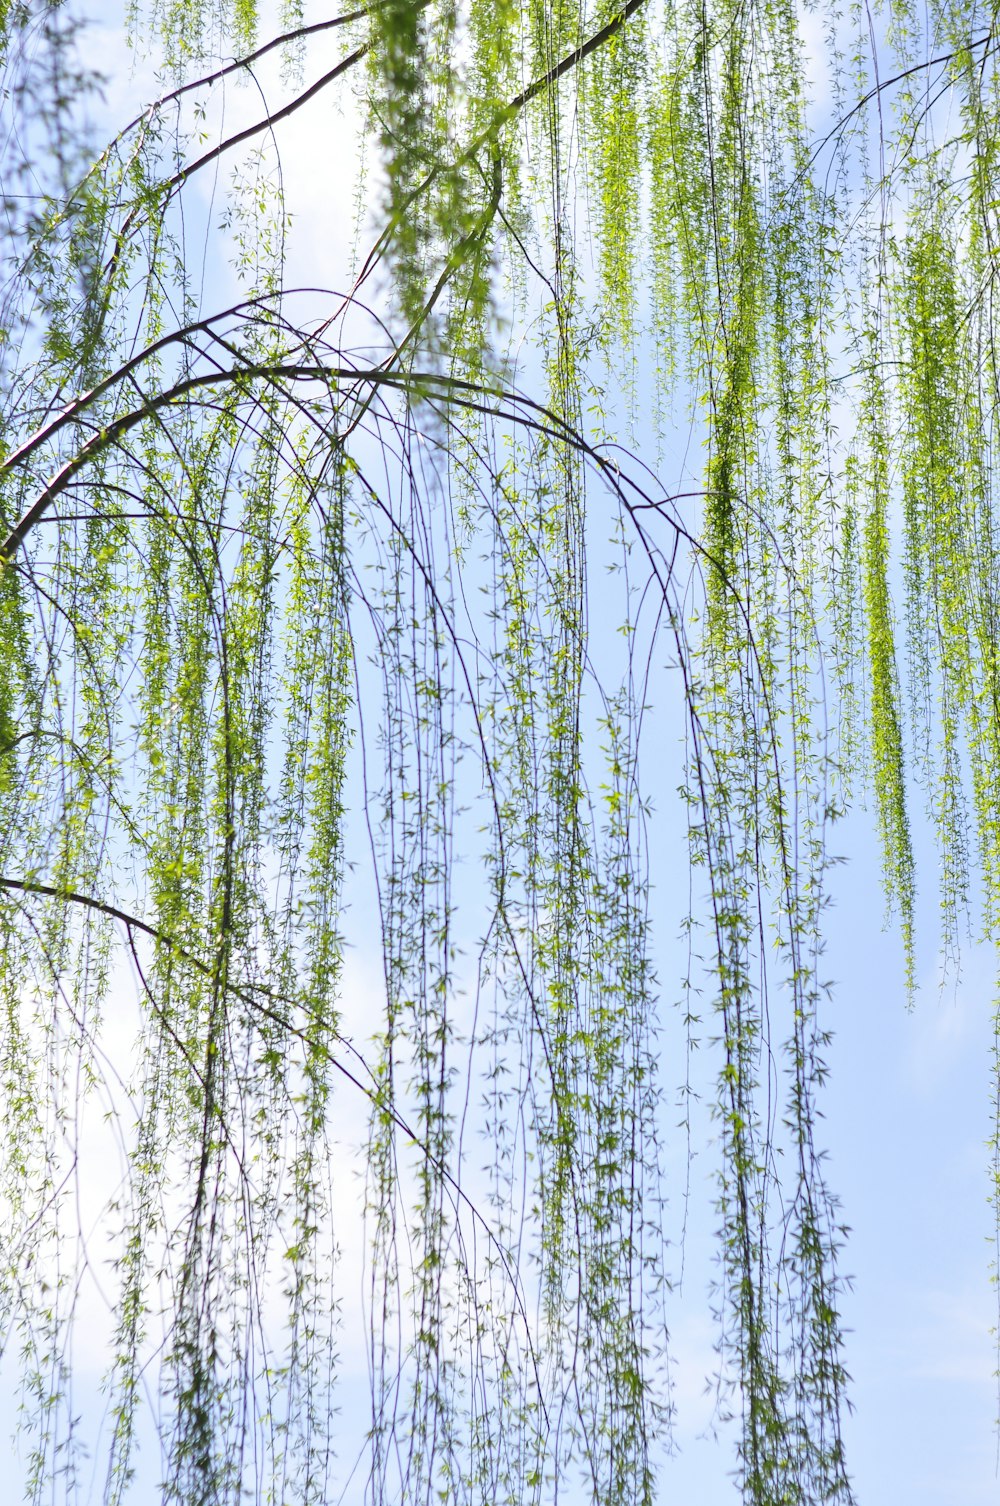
0,0 -> 998,1502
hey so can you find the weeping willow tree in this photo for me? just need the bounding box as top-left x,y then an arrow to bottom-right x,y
0,0 -> 998,1499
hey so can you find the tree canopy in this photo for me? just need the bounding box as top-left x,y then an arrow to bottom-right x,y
0,0 -> 997,1500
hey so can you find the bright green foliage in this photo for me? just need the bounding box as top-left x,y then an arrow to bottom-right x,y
0,0 -> 999,1503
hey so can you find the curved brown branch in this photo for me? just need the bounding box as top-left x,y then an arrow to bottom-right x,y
348,0 -> 650,301
0,871 -> 550,1427
101,44 -> 369,280
807,27 -> 996,168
